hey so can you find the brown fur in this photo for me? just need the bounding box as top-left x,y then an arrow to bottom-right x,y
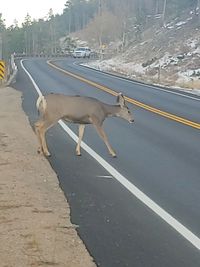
35,93 -> 134,157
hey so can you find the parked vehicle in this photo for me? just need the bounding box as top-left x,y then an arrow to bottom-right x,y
72,47 -> 91,58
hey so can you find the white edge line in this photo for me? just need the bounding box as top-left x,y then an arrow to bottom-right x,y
21,59 -> 200,250
20,59 -> 42,97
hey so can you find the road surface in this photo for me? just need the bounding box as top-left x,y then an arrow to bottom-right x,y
13,58 -> 200,267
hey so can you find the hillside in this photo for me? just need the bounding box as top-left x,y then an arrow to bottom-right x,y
85,11 -> 200,95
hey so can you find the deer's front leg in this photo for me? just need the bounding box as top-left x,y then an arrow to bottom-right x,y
76,124 -> 85,156
91,117 -> 116,157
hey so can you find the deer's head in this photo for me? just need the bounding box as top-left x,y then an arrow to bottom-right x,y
116,93 -> 134,123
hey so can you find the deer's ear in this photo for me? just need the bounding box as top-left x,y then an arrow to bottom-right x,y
117,93 -> 125,106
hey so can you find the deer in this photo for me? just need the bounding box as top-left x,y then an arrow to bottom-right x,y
34,92 -> 134,158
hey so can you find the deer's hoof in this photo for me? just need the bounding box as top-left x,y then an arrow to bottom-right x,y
44,152 -> 51,157
76,149 -> 82,156
110,151 -> 117,158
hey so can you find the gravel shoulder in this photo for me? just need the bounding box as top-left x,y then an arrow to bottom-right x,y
0,86 -> 96,267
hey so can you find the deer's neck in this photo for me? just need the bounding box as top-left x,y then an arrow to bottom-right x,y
104,104 -> 120,117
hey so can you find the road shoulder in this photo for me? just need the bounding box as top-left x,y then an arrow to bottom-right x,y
0,86 -> 96,267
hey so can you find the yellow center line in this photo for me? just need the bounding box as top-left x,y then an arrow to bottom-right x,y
47,60 -> 200,130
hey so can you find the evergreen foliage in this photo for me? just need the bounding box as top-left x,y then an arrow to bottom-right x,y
1,0 -> 199,59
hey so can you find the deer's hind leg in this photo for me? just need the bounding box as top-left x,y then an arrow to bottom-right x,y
35,120 -> 43,155
34,119 -> 53,157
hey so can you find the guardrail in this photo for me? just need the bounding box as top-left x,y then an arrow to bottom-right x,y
13,51 -> 100,59
13,53 -> 71,58
6,54 -> 18,86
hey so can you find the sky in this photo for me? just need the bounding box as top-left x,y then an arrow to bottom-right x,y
1,0 -> 67,27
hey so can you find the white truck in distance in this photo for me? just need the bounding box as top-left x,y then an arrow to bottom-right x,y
72,47 -> 91,58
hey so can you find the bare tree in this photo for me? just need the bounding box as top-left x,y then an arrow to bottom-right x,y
162,0 -> 167,26
48,9 -> 57,54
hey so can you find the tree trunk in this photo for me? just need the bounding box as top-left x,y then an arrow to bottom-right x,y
99,0 -> 103,59
155,0 -> 159,14
162,0 -> 167,26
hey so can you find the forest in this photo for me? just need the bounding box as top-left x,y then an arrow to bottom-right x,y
0,0 -> 200,60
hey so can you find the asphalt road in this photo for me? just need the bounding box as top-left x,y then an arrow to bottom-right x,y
13,58 -> 200,267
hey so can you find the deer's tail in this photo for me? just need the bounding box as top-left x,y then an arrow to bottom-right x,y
36,95 -> 47,115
